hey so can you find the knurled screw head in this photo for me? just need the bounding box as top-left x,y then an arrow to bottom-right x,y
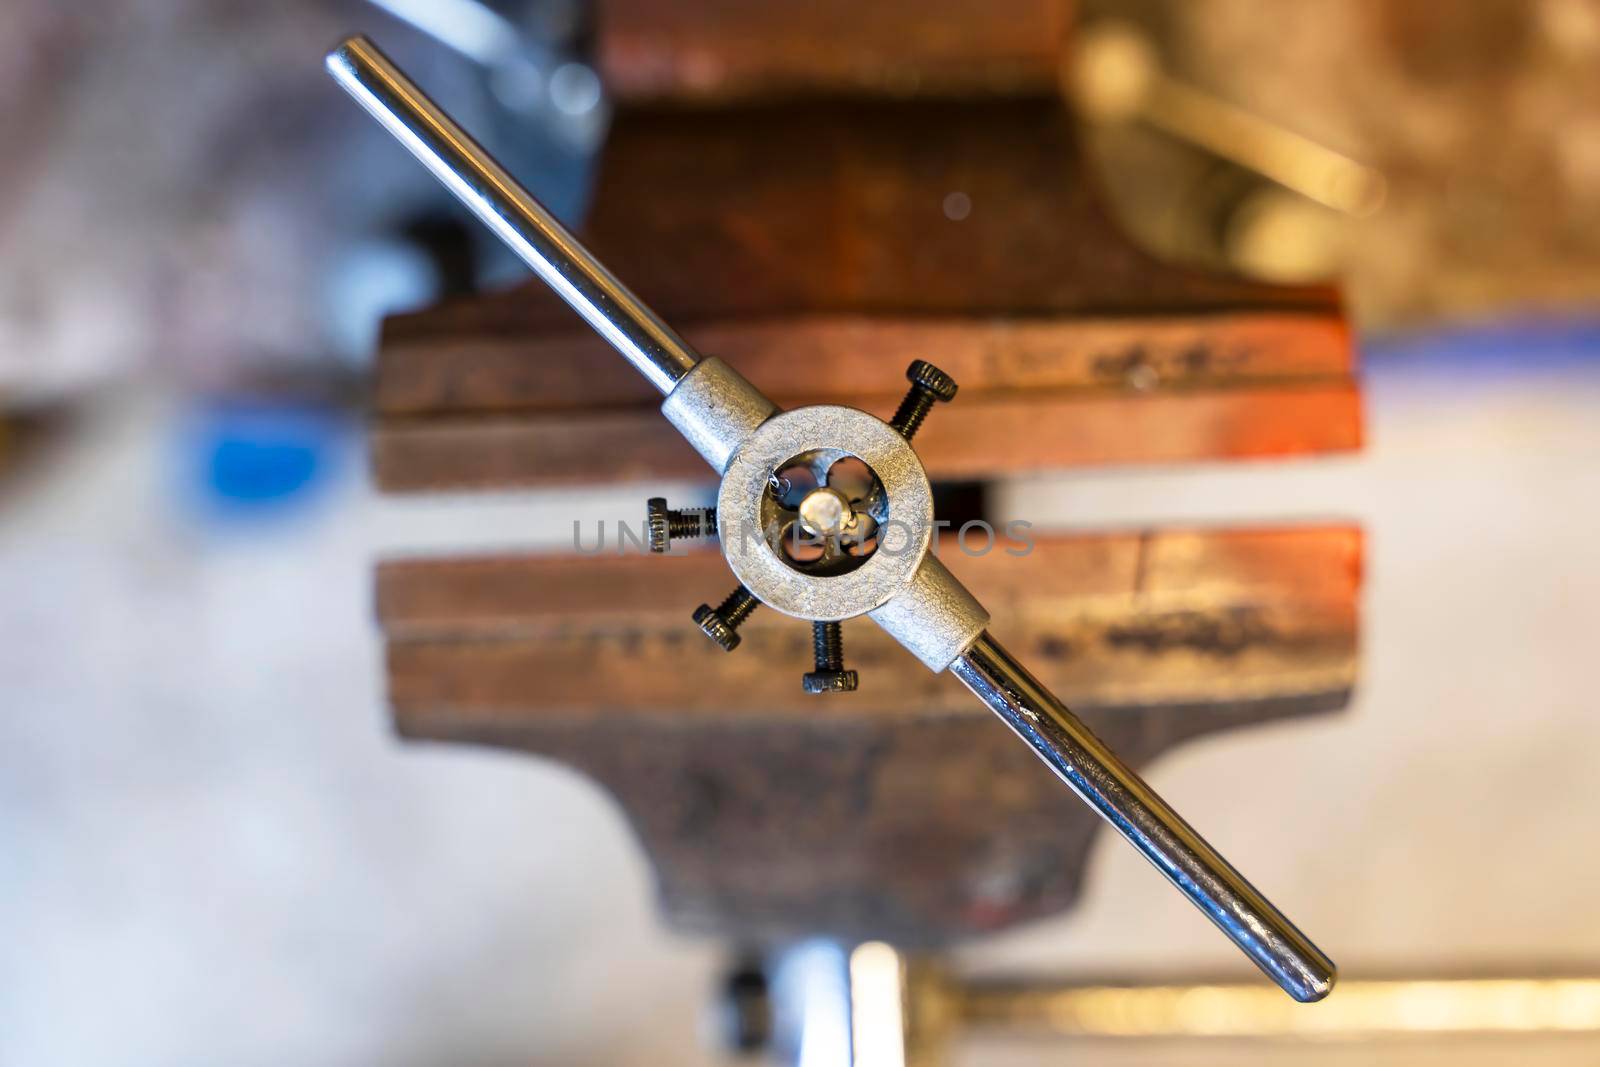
694,606 -> 740,651
802,668 -> 859,693
646,497 -> 672,553
906,359 -> 958,402
802,619 -> 858,693
890,359 -> 959,440
646,497 -> 717,553
693,585 -> 760,652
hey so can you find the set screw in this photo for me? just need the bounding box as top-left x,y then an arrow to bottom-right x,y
694,585 -> 760,651
802,620 -> 859,693
647,497 -> 718,553
889,359 -> 959,440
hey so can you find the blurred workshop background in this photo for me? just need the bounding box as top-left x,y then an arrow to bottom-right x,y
3,1 -> 1600,1064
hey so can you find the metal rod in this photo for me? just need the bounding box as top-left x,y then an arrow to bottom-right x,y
324,35 -> 701,394
949,632 -> 1336,1003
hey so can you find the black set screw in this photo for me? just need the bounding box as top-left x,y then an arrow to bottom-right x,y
802,620 -> 858,693
694,585 -> 760,651
647,497 -> 717,553
889,359 -> 958,440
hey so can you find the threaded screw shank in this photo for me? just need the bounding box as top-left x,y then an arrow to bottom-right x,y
813,620 -> 844,671
890,359 -> 958,440
803,619 -> 858,693
648,497 -> 718,553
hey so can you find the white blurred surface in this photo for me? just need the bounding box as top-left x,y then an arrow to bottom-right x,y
0,394 -> 718,1066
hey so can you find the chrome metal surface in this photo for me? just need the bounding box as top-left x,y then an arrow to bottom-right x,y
950,631 -> 1336,1003
717,406 -> 934,622
325,35 -> 701,394
769,941 -> 855,1067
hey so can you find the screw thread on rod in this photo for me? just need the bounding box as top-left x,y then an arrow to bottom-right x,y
669,507 -> 716,539
890,393 -> 936,440
718,587 -> 760,628
812,621 -> 844,671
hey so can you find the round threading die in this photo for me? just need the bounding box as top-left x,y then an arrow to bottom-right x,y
716,406 -> 934,622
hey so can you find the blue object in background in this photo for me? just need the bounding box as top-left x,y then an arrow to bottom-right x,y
1364,315 -> 1600,377
180,400 -> 353,522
